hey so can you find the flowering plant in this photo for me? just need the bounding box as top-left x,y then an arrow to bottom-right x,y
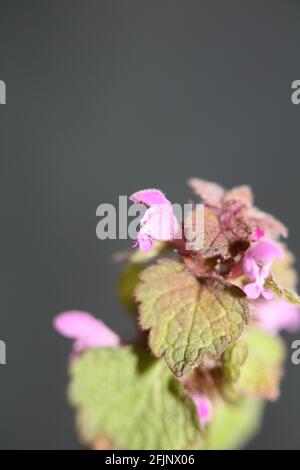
54,179 -> 300,450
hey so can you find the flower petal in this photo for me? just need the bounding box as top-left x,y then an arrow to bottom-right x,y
252,300 -> 300,334
130,189 -> 168,205
53,311 -> 120,350
130,189 -> 179,252
243,238 -> 283,300
137,233 -> 153,252
246,239 -> 283,264
191,393 -> 213,426
141,205 -> 179,241
244,282 -> 262,300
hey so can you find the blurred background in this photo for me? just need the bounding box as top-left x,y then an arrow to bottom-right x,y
1,0 -> 300,449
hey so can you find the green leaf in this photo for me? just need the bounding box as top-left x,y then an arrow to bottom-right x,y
69,347 -> 202,450
135,259 -> 249,377
204,397 -> 264,450
270,245 -> 298,291
234,327 -> 285,400
223,339 -> 248,384
265,275 -> 300,306
117,263 -> 147,313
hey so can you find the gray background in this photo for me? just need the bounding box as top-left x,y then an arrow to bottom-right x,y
0,0 -> 300,449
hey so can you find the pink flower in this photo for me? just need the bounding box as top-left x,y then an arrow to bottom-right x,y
130,189 -> 179,252
190,393 -> 213,427
53,311 -> 120,354
252,300 -> 300,334
242,238 -> 283,300
250,229 -> 265,242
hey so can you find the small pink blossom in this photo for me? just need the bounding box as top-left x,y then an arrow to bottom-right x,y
252,300 -> 300,334
130,189 -> 179,252
250,229 -> 265,242
190,393 -> 213,427
242,238 -> 283,300
53,311 -> 120,354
